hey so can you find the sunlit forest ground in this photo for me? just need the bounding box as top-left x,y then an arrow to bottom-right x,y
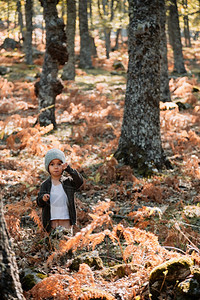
1,27 -> 200,299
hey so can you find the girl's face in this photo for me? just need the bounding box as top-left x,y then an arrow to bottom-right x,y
48,159 -> 63,178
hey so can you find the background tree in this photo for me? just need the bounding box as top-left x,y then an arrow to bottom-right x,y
96,0 -> 128,56
182,0 -> 192,46
35,0 -> 68,128
167,0 -> 187,73
111,0 -> 128,51
79,0 -> 93,69
17,0 -> 25,45
160,0 -> 171,102
62,0 -> 76,80
115,0 -> 170,175
25,0 -> 33,65
0,201 -> 25,300
100,0 -> 114,59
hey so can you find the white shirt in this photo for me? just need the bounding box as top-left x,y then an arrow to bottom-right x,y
50,183 -> 70,220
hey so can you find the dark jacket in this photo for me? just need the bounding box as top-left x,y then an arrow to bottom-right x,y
37,165 -> 83,232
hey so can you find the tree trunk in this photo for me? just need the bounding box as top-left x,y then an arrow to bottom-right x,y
90,36 -> 97,57
104,28 -> 111,59
79,0 -> 93,69
17,0 -> 25,44
7,0 -> 10,31
102,0 -> 114,59
114,0 -> 170,176
62,0 -> 76,80
35,0 -> 68,128
182,0 -> 191,47
88,0 -> 93,29
25,0 -> 33,65
159,0 -> 171,102
168,0 -> 187,74
183,14 -> 191,47
112,28 -> 121,51
0,201 -> 25,300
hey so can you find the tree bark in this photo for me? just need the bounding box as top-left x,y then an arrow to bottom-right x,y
0,201 -> 25,300
182,0 -> 191,47
100,0 -> 115,59
167,0 -> 187,73
104,28 -> 111,58
79,0 -> 93,69
183,14 -> 191,47
25,0 -> 33,65
62,0 -> 76,80
114,0 -> 170,176
35,0 -> 68,128
159,0 -> 171,102
17,0 -> 25,44
112,28 -> 121,51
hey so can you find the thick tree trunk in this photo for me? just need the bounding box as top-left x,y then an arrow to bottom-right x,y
25,0 -> 33,65
168,0 -> 187,73
35,0 -> 68,128
0,201 -> 25,300
79,0 -> 93,69
159,0 -> 171,102
62,0 -> 76,80
114,0 -> 170,176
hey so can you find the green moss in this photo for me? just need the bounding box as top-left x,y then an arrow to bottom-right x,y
149,257 -> 194,284
22,274 -> 36,291
101,263 -> 138,280
70,251 -> 104,271
36,273 -> 47,280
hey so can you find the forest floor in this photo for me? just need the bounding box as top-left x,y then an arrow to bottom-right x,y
1,36 -> 200,299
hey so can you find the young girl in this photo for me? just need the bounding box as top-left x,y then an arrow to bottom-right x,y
37,148 -> 83,234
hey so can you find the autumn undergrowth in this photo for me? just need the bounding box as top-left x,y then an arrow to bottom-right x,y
1,36 -> 200,299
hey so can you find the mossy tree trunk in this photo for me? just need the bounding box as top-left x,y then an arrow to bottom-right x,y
114,0 -> 170,176
62,0 -> 76,80
167,0 -> 187,74
35,0 -> 68,128
0,201 -> 25,300
159,0 -> 171,102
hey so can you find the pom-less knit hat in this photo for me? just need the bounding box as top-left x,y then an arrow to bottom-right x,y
45,148 -> 66,172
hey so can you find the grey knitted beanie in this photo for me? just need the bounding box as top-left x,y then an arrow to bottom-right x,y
45,148 -> 66,172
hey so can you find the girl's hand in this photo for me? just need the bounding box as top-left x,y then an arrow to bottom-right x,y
43,194 -> 50,202
62,162 -> 68,170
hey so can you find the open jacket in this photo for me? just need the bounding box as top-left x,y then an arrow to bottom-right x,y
37,165 -> 83,232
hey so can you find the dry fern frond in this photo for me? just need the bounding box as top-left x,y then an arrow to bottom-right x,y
5,214 -> 21,238
28,274 -> 76,300
92,200 -> 111,215
88,230 -> 110,250
76,263 -> 95,286
30,210 -> 43,231
48,202 -> 113,261
6,197 -> 33,217
142,182 -> 163,203
80,287 -> 115,300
